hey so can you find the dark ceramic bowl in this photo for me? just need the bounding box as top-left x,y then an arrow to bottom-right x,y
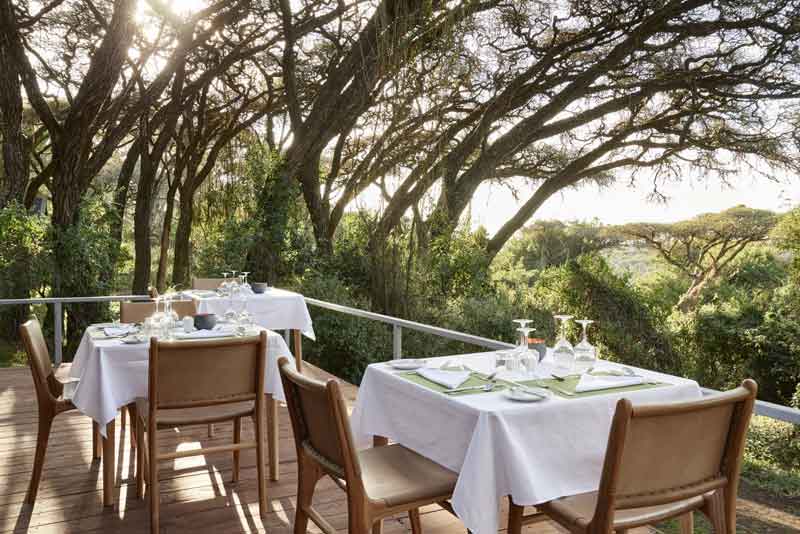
251,282 -> 269,294
193,313 -> 217,330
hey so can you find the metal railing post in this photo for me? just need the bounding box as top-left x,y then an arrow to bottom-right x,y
393,325 -> 402,360
53,302 -> 63,365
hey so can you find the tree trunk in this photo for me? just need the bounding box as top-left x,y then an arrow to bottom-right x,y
0,0 -> 30,207
156,177 -> 179,292
172,186 -> 195,289
132,149 -> 157,294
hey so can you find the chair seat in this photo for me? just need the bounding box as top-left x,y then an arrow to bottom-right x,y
358,444 -> 457,508
136,398 -> 255,428
540,490 -> 706,530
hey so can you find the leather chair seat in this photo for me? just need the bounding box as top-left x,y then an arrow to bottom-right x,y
358,444 -> 457,507
540,490 -> 706,530
136,398 -> 255,428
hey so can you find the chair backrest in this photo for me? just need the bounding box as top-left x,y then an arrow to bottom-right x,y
120,300 -> 197,323
592,380 -> 757,528
20,318 -> 61,405
278,357 -> 360,481
148,331 -> 267,410
192,277 -> 224,290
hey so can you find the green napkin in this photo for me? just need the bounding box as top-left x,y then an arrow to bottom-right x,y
398,371 -> 507,396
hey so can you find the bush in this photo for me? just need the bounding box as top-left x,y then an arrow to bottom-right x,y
292,270 -> 391,384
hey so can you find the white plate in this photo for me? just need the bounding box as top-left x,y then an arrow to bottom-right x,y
388,359 -> 427,370
503,386 -> 550,402
121,335 -> 146,344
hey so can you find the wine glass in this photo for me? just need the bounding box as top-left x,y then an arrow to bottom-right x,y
219,271 -> 231,296
225,283 -> 240,323
241,271 -> 252,292
517,327 -> 538,379
573,319 -> 597,373
552,314 -> 575,373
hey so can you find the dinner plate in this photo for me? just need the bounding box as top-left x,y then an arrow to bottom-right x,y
388,359 -> 427,370
503,386 -> 550,402
121,335 -> 146,344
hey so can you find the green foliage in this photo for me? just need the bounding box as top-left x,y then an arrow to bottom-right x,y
503,220 -> 617,271
774,206 -> 800,279
292,270 -> 391,384
531,254 -> 683,374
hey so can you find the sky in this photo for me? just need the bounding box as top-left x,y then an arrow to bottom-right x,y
466,172 -> 799,234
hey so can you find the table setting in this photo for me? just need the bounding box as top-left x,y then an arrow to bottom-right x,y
180,270 -> 315,339
351,314 -> 703,534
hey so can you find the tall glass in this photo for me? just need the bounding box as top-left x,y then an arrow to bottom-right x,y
552,314 -> 575,373
573,319 -> 597,374
517,327 -> 538,378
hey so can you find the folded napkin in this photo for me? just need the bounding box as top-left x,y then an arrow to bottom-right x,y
103,326 -> 136,337
574,373 -> 644,393
174,329 -> 235,340
416,368 -> 471,389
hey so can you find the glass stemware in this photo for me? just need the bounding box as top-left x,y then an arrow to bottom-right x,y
241,271 -> 252,293
225,283 -> 241,322
552,314 -> 575,372
219,272 -> 231,296
517,327 -> 538,378
573,319 -> 597,374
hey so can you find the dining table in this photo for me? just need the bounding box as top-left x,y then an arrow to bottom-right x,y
182,287 -> 315,365
70,325 -> 297,507
350,351 -> 703,534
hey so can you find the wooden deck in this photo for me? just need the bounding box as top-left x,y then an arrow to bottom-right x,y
0,365 -> 650,534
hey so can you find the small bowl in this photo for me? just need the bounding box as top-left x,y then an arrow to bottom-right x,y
251,282 -> 269,294
193,313 -> 217,330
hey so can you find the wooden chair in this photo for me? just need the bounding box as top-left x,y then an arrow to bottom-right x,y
511,380 -> 757,534
278,357 -> 458,534
192,277 -> 224,290
120,300 -> 197,323
135,332 -> 269,533
20,318 -> 102,505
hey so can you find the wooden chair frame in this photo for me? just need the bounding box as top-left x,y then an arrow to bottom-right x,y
192,277 -> 225,290
279,357 -> 455,534
20,318 -> 102,505
510,380 -> 758,534
135,332 -> 269,533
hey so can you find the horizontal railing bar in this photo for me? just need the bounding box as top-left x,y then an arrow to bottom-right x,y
0,293 -> 796,425
307,297 -> 799,426
0,295 -> 151,305
304,297 -> 515,351
702,387 -> 800,425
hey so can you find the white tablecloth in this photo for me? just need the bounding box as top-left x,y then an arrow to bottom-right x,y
70,328 -> 295,436
188,287 -> 315,340
350,352 -> 703,534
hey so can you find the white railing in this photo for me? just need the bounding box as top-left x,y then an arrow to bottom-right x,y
0,294 -> 798,425
0,295 -> 153,364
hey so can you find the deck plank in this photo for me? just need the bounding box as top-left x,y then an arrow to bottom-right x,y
0,365 -> 646,534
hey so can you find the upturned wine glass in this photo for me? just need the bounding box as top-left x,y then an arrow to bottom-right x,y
573,319 -> 597,373
552,314 -> 575,373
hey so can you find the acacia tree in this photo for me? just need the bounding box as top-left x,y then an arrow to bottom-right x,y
618,206 -> 778,311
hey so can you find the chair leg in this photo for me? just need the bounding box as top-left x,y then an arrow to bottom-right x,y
25,413 -> 53,505
255,405 -> 268,518
149,422 -> 159,534
232,417 -> 241,483
507,499 -> 524,534
678,512 -> 694,533
295,457 -> 322,534
136,415 -> 145,499
372,519 -> 383,534
408,509 -> 422,534
704,491 -> 727,533
92,421 -> 102,460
